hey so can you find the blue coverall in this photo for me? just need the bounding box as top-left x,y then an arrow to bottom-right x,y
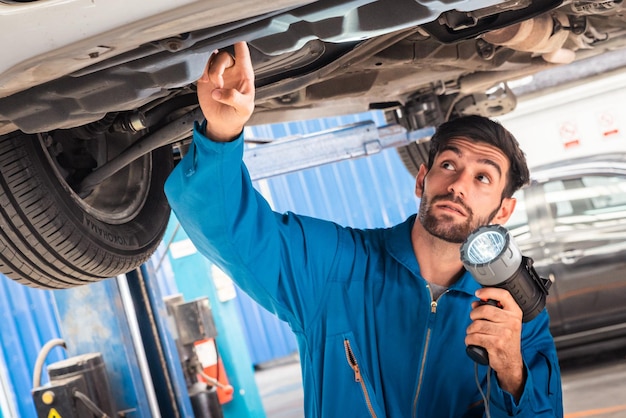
164,122 -> 563,417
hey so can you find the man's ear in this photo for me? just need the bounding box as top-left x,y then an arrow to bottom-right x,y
415,164 -> 427,198
493,197 -> 517,225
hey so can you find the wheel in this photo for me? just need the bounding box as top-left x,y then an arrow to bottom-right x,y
384,94 -> 445,178
396,140 -> 431,178
0,130 -> 172,289
384,106 -> 436,178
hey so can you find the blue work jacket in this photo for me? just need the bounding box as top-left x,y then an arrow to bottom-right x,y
164,123 -> 563,417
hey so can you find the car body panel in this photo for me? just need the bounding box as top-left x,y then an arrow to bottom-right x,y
0,0 -> 506,98
2,0 -> 625,134
0,0 -> 307,97
507,155 -> 626,351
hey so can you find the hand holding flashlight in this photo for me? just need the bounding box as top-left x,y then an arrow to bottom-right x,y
460,225 -> 552,366
466,288 -> 524,362
467,287 -> 526,397
466,298 -> 501,364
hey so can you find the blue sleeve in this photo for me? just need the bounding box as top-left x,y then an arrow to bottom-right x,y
164,121 -> 348,332
488,309 -> 563,417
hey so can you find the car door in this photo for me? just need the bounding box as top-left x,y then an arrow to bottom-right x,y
506,184 -> 565,334
537,171 -> 626,339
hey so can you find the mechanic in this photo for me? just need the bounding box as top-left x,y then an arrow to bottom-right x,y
165,42 -> 563,417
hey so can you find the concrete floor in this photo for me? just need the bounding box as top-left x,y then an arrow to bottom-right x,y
254,349 -> 626,418
254,353 -> 303,418
560,349 -> 626,418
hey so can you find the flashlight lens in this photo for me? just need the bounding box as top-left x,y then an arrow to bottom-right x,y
466,230 -> 506,264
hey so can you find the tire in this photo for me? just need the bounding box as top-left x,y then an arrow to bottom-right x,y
0,131 -> 172,289
384,107 -> 434,178
396,141 -> 431,178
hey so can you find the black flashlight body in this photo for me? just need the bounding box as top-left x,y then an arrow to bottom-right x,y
460,225 -> 552,366
493,255 -> 550,323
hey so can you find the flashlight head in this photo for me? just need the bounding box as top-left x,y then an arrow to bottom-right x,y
460,224 -> 522,286
460,224 -> 551,322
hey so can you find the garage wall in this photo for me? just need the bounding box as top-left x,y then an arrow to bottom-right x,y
0,275 -> 65,417
499,71 -> 626,169
249,110 -> 418,229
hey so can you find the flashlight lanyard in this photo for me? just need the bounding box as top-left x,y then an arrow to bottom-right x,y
474,362 -> 492,418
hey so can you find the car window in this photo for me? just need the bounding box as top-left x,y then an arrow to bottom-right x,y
542,174 -> 626,231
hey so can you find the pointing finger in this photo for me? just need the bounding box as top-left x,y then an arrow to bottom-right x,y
233,41 -> 253,76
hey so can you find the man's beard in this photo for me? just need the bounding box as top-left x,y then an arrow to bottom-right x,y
418,192 -> 500,244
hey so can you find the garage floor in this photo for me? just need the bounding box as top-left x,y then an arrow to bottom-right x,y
255,353 -> 304,418
254,349 -> 626,418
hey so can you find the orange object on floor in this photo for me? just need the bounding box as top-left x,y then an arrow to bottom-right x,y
194,338 -> 234,404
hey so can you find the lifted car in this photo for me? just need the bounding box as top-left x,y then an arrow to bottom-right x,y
1,0 -> 625,288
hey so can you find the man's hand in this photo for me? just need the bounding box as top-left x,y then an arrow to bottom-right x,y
197,41 -> 255,142
466,287 -> 526,400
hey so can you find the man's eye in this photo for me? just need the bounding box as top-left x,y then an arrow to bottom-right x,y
442,162 -> 454,170
477,174 -> 491,184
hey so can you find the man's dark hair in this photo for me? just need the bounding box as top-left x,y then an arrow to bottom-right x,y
426,115 -> 530,198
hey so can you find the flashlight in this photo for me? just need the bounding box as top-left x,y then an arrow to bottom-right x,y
460,224 -> 552,365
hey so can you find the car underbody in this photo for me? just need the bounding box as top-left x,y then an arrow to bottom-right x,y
0,0 -> 625,287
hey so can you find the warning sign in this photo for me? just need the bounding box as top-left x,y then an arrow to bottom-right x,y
597,111 -> 620,138
48,408 -> 62,418
559,121 -> 580,149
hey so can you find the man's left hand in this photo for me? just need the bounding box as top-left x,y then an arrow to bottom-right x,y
466,287 -> 526,400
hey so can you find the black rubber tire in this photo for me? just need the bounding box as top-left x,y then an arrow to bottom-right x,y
0,132 -> 172,289
396,141 -> 431,179
384,109 -> 432,178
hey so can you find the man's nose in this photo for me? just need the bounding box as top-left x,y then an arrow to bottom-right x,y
447,171 -> 470,197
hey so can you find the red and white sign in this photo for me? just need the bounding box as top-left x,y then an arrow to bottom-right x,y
559,121 -> 580,149
597,111 -> 620,138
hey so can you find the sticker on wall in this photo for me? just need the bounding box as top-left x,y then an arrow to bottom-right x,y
559,121 -> 581,149
597,111 -> 620,139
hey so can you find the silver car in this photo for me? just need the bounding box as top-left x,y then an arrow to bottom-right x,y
506,153 -> 626,356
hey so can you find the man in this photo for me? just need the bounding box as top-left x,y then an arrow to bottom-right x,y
165,42 -> 563,417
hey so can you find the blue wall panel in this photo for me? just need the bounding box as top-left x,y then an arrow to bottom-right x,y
232,287 -> 298,366
249,110 -> 418,229
0,275 -> 65,417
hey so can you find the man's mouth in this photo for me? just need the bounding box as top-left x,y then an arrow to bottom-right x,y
435,201 -> 468,217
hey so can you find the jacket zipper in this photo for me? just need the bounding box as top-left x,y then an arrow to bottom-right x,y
344,339 -> 378,418
412,285 -> 440,418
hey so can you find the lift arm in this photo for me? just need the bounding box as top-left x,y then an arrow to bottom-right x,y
244,121 -> 435,181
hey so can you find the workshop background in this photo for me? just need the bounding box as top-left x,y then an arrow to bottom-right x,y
1,70 -> 624,417
0,109 -> 421,418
